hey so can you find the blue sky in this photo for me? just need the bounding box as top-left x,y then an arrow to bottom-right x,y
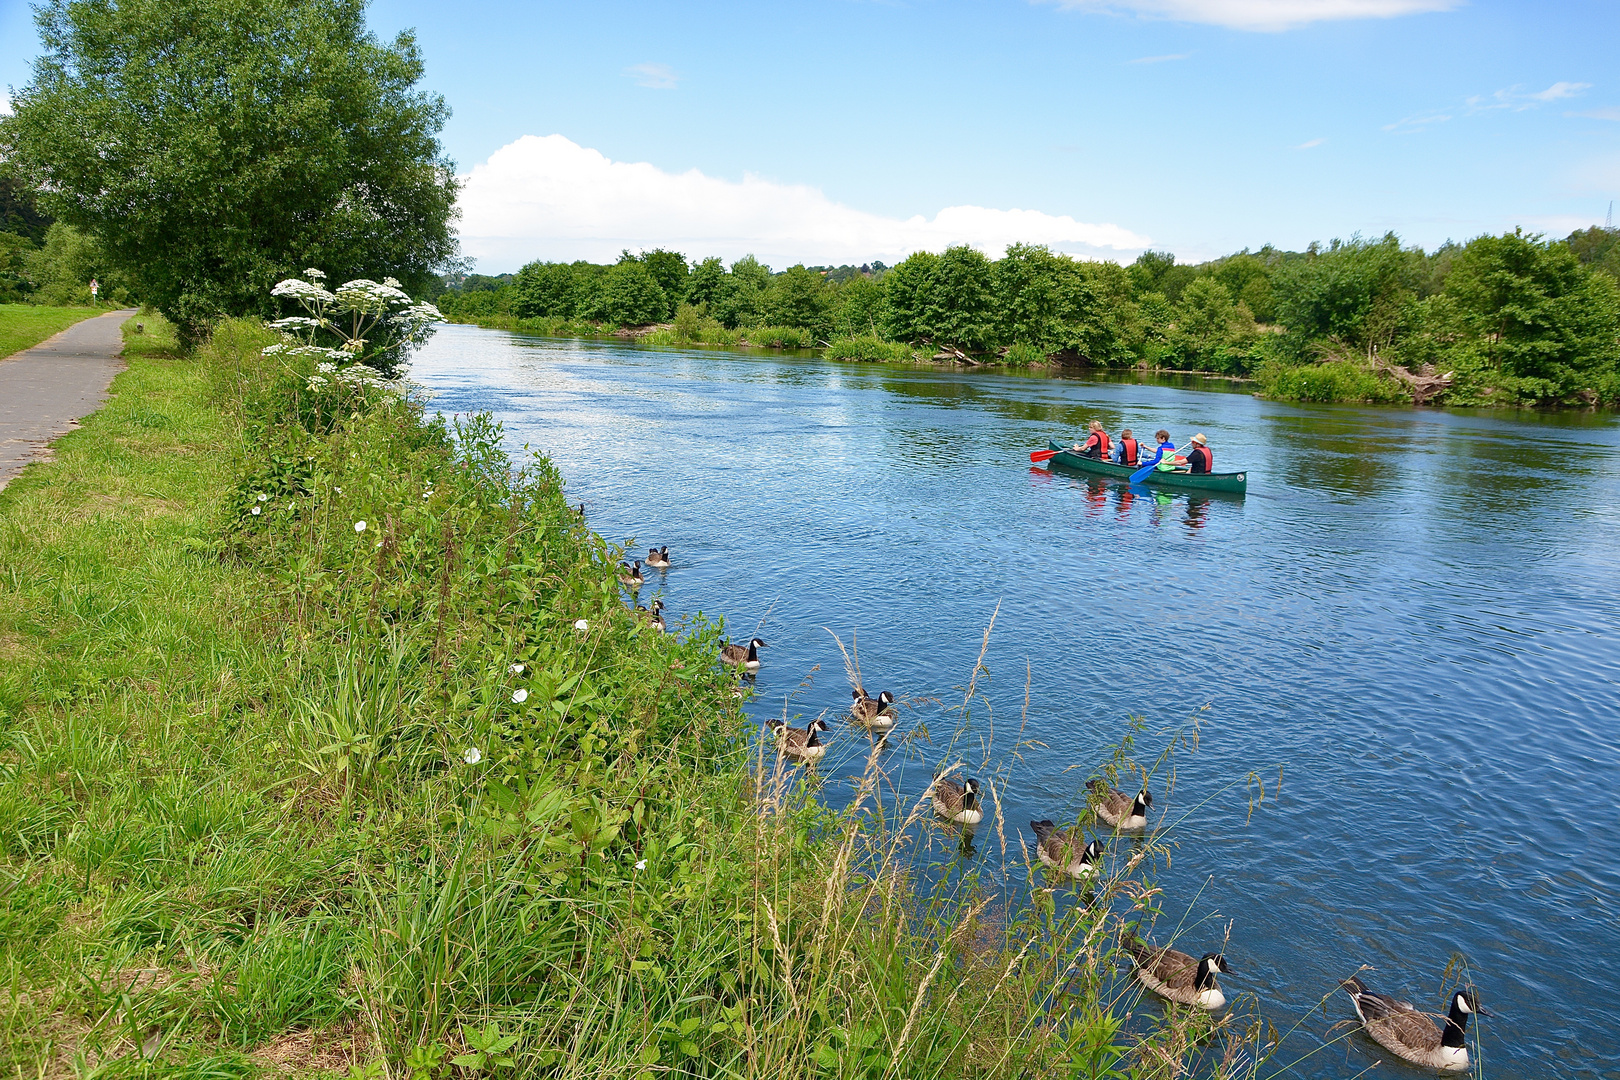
5,0 -> 1619,271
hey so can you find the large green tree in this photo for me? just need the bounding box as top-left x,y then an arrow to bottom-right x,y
3,0 -> 458,342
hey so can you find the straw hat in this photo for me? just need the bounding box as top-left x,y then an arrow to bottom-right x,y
1190,433 -> 1208,445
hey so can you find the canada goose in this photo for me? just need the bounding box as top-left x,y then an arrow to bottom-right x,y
1028,821 -> 1103,877
619,560 -> 643,587
646,545 -> 671,568
1121,931 -> 1232,1010
1087,779 -> 1153,831
635,598 -> 665,632
1341,977 -> 1482,1072
850,689 -> 898,731
767,717 -> 831,762
932,776 -> 984,825
720,637 -> 766,669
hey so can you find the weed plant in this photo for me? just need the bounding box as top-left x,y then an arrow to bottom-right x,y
0,314 -> 1302,1079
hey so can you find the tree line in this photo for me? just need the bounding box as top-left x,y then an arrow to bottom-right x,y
438,229 -> 1620,405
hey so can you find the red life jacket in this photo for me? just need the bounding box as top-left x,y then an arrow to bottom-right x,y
1188,446 -> 1213,473
1119,437 -> 1139,466
1084,430 -> 1111,458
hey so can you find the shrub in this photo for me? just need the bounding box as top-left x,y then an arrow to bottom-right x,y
1255,358 -> 1408,403
1001,341 -> 1047,367
824,334 -> 915,362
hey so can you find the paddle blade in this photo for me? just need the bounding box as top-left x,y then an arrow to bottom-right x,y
1128,461 -> 1158,483
1030,449 -> 1062,463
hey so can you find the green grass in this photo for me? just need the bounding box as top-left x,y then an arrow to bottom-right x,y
0,303 -> 106,360
0,313 -> 1292,1080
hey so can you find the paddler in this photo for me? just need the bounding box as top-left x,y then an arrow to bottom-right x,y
1144,429 -> 1182,471
1184,433 -> 1212,474
1073,420 -> 1111,460
1112,428 -> 1140,466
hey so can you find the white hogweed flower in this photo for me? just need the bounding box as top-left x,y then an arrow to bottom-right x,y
462,747 -> 482,765
304,268 -> 327,279
354,520 -> 366,533
250,506 -> 261,516
511,688 -> 528,704
257,493 -> 268,502
574,619 -> 589,632
509,663 -> 524,674
634,859 -> 647,871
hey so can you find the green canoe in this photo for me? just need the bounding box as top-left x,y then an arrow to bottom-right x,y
1045,441 -> 1249,495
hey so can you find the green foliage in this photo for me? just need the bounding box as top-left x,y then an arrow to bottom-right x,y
638,248 -> 690,312
603,259 -> 668,325
22,222 -> 130,306
1128,250 -> 1196,302
760,264 -> 832,337
824,334 -> 915,362
830,274 -> 888,337
1254,358 -> 1408,403
1271,233 -> 1423,358
1001,340 -> 1047,367
4,0 -> 459,342
1440,228 -> 1620,399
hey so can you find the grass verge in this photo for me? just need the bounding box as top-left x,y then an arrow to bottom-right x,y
0,303 -> 106,359
1,313 -> 1280,1080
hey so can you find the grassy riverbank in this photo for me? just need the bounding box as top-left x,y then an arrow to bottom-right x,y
0,303 -> 105,359
0,314 -> 1257,1079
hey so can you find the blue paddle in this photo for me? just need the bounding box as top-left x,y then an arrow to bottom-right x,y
1130,443 -> 1187,484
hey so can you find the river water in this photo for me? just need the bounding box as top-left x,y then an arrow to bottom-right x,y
412,324 -> 1620,1080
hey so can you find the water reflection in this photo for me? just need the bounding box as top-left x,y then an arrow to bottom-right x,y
410,326 -> 1620,1080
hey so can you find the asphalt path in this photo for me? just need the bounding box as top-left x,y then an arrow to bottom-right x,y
0,309 -> 135,491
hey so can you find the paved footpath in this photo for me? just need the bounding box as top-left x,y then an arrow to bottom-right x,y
0,309 -> 137,491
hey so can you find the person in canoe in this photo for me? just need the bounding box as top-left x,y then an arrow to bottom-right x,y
1184,433 -> 1212,474
1111,428 -> 1140,467
1143,429 -> 1183,471
1072,421 -> 1111,459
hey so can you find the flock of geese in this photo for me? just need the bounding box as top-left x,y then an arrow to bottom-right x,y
617,545 -> 1484,1073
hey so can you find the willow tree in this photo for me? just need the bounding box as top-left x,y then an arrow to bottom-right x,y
3,0 -> 459,343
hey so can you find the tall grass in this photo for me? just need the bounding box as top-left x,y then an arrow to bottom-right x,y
0,313 -> 1309,1079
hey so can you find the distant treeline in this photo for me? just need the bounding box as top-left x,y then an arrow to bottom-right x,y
439,227 -> 1620,407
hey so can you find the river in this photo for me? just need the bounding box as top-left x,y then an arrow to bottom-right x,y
412,323 -> 1620,1080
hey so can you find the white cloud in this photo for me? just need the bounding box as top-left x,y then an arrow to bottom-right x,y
1129,52 -> 1191,63
1569,107 -> 1620,121
1466,82 -> 1591,113
455,134 -> 1152,272
624,63 -> 679,90
1384,113 -> 1452,133
1529,81 -> 1589,103
1041,0 -> 1461,32
1296,137 -> 1326,148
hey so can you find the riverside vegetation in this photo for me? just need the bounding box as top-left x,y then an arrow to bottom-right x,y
0,311 -> 1306,1078
439,226 -> 1620,408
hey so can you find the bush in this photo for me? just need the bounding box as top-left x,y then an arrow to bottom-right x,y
824,334 -> 915,362
1255,358 -> 1408,403
1001,341 -> 1047,367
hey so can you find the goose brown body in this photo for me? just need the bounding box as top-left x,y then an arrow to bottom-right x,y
1341,977 -> 1476,1071
931,776 -> 984,825
646,546 -> 671,568
1121,932 -> 1231,1010
721,637 -> 766,669
1088,779 -> 1152,831
1027,821 -> 1101,877
850,689 -> 898,731
618,560 -> 644,587
767,717 -> 830,762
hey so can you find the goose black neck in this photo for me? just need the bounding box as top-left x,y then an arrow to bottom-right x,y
1441,1000 -> 1470,1049
1194,958 -> 1217,991
746,641 -> 758,661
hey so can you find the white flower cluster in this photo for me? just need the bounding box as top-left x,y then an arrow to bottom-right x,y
264,270 -> 445,386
